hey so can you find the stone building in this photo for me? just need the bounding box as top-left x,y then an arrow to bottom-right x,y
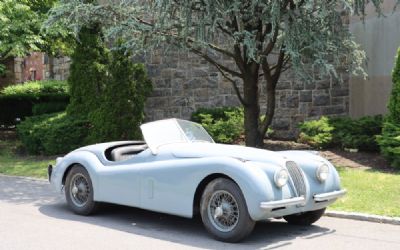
0,53 -> 70,88
0,58 -> 19,89
143,50 -> 349,139
349,0 -> 400,118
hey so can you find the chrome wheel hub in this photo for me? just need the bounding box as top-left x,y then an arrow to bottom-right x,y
207,190 -> 240,232
69,173 -> 90,207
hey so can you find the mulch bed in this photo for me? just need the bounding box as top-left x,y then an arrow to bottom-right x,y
261,139 -> 392,171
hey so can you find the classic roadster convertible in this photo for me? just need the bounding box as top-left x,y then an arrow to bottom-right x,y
48,118 -> 346,242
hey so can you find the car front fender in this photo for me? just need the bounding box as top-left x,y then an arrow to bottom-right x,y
50,150 -> 103,200
189,157 -> 289,221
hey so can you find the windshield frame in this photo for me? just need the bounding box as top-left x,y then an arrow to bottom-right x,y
140,119 -> 214,154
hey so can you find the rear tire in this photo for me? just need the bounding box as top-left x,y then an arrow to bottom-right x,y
200,178 -> 255,242
65,165 -> 98,215
283,208 -> 326,225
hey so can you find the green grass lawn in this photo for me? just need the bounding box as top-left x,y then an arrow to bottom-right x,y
330,167 -> 400,217
0,140 -> 54,179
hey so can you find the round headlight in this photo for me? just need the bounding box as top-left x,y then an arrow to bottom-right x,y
274,168 -> 289,188
316,163 -> 330,182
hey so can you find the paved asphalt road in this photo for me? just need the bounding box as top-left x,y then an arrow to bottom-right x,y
0,175 -> 399,250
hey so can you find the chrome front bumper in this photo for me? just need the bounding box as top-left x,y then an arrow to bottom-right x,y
313,189 -> 347,202
260,196 -> 305,209
260,189 -> 347,209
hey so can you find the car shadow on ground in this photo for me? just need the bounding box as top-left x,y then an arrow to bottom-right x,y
0,175 -> 335,249
38,202 -> 335,249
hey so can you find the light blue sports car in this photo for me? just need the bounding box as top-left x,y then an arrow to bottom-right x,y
48,118 -> 346,242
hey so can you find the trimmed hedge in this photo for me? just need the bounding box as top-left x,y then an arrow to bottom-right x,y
0,97 -> 33,125
32,102 -> 69,116
298,115 -> 383,151
0,80 -> 69,125
1,80 -> 68,97
17,112 -> 89,155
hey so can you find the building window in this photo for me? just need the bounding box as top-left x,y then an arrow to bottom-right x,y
29,68 -> 36,81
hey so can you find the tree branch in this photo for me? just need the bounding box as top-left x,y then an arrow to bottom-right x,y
189,45 -> 242,76
262,24 -> 279,56
206,42 -> 236,59
188,46 -> 246,106
272,48 -> 286,83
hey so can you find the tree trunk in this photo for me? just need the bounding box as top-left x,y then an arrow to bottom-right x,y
259,79 -> 276,138
243,74 -> 264,148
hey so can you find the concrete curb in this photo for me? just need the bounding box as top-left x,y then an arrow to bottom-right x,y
325,210 -> 400,225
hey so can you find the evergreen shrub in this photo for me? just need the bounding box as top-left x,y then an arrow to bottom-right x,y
378,48 -> 400,168
87,46 -> 152,143
298,115 -> 383,151
17,112 -> 89,155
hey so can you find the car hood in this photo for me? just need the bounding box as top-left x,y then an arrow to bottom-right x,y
168,143 -> 288,167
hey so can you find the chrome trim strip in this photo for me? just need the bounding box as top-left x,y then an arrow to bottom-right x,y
313,189 -> 347,202
260,196 -> 305,209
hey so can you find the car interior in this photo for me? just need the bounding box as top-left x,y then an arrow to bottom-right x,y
105,142 -> 148,162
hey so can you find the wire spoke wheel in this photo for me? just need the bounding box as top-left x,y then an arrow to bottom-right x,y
201,178 -> 255,242
69,173 -> 90,207
207,190 -> 240,232
65,165 -> 98,215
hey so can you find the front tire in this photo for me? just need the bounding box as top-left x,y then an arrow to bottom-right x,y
283,208 -> 326,225
65,165 -> 98,215
200,178 -> 255,242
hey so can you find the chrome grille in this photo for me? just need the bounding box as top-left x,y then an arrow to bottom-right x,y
286,161 -> 306,198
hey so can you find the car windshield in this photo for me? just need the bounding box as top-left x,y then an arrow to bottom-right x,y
140,119 -> 214,154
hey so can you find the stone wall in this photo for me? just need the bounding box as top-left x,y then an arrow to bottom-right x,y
0,54 -> 71,88
271,74 -> 349,138
48,56 -> 71,81
143,50 -> 240,121
144,50 -> 349,139
0,58 -> 16,89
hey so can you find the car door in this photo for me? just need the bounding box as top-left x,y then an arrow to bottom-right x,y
138,157 -> 202,218
96,161 -> 142,207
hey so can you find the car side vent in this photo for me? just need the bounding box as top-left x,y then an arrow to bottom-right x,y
286,161 -> 306,198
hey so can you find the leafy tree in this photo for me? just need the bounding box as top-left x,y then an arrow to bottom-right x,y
0,0 -> 43,72
88,46 -> 152,142
0,0 -> 73,75
47,0 -> 390,147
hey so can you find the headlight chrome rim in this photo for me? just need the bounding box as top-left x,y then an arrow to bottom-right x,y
274,168 -> 289,188
316,163 -> 330,182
